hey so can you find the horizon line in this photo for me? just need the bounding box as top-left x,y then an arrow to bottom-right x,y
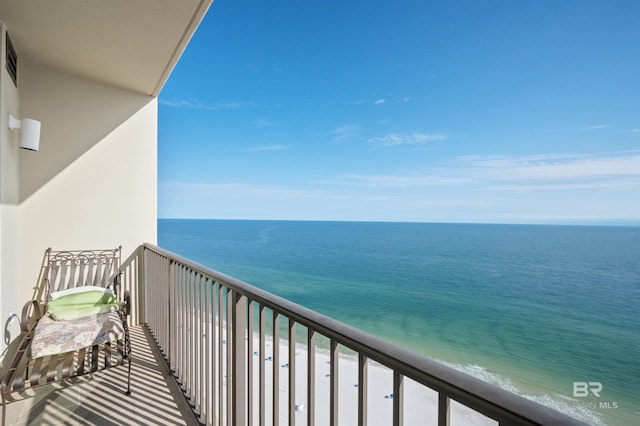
157,217 -> 640,227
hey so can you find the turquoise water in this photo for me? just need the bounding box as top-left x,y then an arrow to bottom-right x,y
158,219 -> 639,425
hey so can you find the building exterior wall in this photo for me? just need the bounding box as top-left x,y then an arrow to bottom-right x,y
0,23 -> 22,358
1,43 -> 158,358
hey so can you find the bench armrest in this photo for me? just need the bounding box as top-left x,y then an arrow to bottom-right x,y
21,300 -> 43,333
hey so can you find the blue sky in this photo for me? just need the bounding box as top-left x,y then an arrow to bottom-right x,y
158,0 -> 639,224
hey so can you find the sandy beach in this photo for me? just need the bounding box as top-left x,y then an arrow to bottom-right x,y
245,335 -> 497,426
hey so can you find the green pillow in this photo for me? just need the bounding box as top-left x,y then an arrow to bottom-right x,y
48,303 -> 122,321
49,290 -> 116,307
47,290 -> 119,320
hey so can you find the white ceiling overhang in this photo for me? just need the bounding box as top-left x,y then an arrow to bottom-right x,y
0,0 -> 212,96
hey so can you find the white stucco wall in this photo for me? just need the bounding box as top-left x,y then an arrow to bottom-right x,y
18,61 -> 158,303
0,53 -> 157,358
0,23 -> 22,358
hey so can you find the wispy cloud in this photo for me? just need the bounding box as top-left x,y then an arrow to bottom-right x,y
331,153 -> 640,191
459,153 -> 639,182
368,132 -> 447,147
160,182 -> 355,207
336,173 -> 470,188
254,118 -> 278,127
571,124 -> 611,133
342,97 -> 408,106
628,128 -> 640,133
159,152 -> 640,222
540,124 -> 613,134
491,179 -> 639,192
332,124 -> 361,143
159,181 -> 354,220
247,145 -> 288,152
159,98 -> 250,110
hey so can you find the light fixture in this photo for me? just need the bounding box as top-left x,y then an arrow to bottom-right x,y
8,114 -> 41,151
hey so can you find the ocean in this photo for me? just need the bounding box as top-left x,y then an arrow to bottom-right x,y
158,219 -> 639,425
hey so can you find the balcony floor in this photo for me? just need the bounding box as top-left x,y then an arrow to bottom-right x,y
3,325 -> 198,426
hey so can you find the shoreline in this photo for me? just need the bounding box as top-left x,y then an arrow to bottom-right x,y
249,335 -> 498,425
204,320 -> 624,426
250,333 -> 620,426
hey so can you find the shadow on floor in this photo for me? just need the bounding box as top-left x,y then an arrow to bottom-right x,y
3,325 -> 198,426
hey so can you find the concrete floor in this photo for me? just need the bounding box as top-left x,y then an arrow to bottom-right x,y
2,325 -> 199,426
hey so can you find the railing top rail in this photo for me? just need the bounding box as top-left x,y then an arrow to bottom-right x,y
142,242 -> 588,426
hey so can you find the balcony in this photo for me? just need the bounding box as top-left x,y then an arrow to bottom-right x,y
2,325 -> 197,426
3,244 -> 588,425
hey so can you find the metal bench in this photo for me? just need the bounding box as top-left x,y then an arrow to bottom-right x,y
1,248 -> 131,424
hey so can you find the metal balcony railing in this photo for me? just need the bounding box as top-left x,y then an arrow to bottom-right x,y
118,243 -> 588,426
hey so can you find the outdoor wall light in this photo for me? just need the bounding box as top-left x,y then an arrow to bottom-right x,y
8,114 -> 41,151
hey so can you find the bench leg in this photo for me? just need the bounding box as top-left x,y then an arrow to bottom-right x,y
125,354 -> 132,396
124,328 -> 132,396
123,316 -> 132,396
2,392 -> 6,426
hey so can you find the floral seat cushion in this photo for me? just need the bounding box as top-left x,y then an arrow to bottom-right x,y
31,311 -> 125,359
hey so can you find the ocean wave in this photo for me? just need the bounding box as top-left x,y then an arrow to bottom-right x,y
527,394 -> 606,426
438,360 -> 605,426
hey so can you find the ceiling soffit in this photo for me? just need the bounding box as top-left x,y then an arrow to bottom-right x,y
0,0 -> 212,96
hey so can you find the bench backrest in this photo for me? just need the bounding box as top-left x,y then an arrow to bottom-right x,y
42,247 -> 122,298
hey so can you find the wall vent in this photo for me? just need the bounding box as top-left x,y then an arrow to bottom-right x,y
5,32 -> 17,87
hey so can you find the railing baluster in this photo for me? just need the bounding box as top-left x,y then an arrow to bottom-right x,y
169,260 -> 175,372
126,258 -> 133,322
183,266 -> 189,398
188,269 -> 194,405
330,339 -> 338,426
226,287 -> 233,424
217,283 -> 223,425
193,271 -> 198,406
159,255 -> 163,346
308,329 -> 316,426
273,311 -> 280,426
248,300 -> 254,426
288,319 -> 296,426
145,255 -> 151,340
198,274 -> 204,421
182,265 -> 188,390
150,254 -> 156,342
232,289 -> 247,425
187,270 -> 192,401
136,247 -> 143,325
146,255 -> 152,337
198,274 -> 202,412
176,265 -> 183,386
438,394 -> 450,426
205,278 -> 211,426
358,354 -> 368,426
193,272 -> 197,414
193,271 -> 199,409
174,264 -> 179,381
163,256 -> 167,350
393,371 -> 404,426
260,304 -> 266,426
